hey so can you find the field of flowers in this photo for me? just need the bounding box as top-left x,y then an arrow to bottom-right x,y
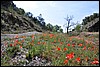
1,32 -> 99,66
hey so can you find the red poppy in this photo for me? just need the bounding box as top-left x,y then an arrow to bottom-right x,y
70,52 -> 74,55
64,59 -> 68,64
38,42 -> 40,44
76,57 -> 81,62
94,58 -> 98,61
64,48 -> 68,51
83,46 -> 86,50
14,43 -> 16,46
15,35 -> 18,38
32,34 -> 34,38
66,54 -> 71,60
20,46 -> 22,49
66,53 -> 74,60
10,44 -> 13,47
57,47 -> 61,51
43,34 -> 46,36
67,44 -> 70,46
91,46 -> 95,50
91,60 -> 99,64
42,42 -> 46,45
78,44 -> 83,47
32,40 -> 34,42
72,44 -> 75,47
15,39 -> 18,43
70,52 -> 74,59
49,34 -> 54,38
21,39 -> 24,43
21,36 -> 26,39
60,42 -> 63,45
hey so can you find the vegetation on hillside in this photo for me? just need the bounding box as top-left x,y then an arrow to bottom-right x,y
1,1 -> 63,34
82,13 -> 99,25
71,13 -> 99,33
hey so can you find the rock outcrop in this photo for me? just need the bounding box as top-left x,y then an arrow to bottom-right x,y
82,18 -> 99,32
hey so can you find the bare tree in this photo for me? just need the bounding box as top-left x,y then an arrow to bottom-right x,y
63,15 -> 78,34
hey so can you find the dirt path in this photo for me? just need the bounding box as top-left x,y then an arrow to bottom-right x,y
80,32 -> 99,35
1,32 -> 99,45
1,31 -> 42,40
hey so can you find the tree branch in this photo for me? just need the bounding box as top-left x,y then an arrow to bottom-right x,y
69,21 -> 79,27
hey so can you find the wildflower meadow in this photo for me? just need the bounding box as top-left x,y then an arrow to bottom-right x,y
1,33 -> 99,66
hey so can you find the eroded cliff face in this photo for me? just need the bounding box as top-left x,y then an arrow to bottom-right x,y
1,1 -> 43,34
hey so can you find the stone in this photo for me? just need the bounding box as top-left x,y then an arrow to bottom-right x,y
35,56 -> 38,60
41,59 -> 46,63
17,52 -> 21,55
22,55 -> 26,58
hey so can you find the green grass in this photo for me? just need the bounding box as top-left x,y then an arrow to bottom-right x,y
1,33 -> 99,66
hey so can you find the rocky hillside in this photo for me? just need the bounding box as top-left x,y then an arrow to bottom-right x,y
1,1 -> 43,34
82,18 -> 99,32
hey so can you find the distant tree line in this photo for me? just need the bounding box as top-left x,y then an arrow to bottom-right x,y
24,12 -> 63,33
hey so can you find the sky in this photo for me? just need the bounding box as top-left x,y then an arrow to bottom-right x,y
13,1 -> 99,33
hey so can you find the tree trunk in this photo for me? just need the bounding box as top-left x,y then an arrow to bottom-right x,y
67,21 -> 70,34
67,27 -> 69,34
